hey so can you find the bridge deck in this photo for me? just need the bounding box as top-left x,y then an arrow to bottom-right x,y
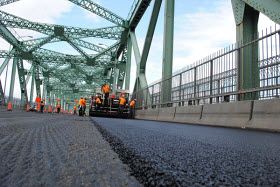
1,108 -> 280,186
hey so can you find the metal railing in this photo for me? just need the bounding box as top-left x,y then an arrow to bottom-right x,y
133,25 -> 280,108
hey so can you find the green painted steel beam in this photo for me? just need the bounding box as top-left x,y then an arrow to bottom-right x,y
28,34 -> 56,52
0,10 -> 122,39
139,0 -> 162,71
8,56 -> 17,102
0,0 -> 20,6
68,0 -> 125,27
30,68 -> 35,104
26,65 -> 34,84
64,38 -> 105,53
17,58 -> 28,107
93,41 -> 121,60
35,65 -> 41,98
232,1 -> 259,100
125,36 -> 132,90
0,23 -> 26,51
0,79 -> 4,104
241,0 -> 280,24
129,0 -> 153,29
130,31 -> 141,66
62,35 -> 90,59
161,0 -> 174,104
0,48 -> 15,75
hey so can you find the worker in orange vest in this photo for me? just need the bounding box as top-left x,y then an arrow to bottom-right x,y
78,97 -> 84,116
40,99 -> 45,113
57,103 -> 61,114
118,95 -> 126,116
96,96 -> 101,111
102,84 -> 110,105
83,97 -> 87,116
73,105 -> 77,114
129,99 -> 136,119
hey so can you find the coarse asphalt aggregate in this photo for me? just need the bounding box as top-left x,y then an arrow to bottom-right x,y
91,117 -> 280,186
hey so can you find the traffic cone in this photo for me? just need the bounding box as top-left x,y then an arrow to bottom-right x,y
26,105 -> 30,112
7,102 -> 12,111
37,103 -> 40,112
48,106 -> 52,113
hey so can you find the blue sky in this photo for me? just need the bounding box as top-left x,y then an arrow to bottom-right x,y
0,0 -> 277,98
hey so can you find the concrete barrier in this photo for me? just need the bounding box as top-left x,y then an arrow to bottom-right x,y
135,108 -> 159,120
135,109 -> 145,119
200,101 -> 252,128
135,99 -> 280,132
249,99 -> 280,131
173,105 -> 203,124
157,107 -> 176,122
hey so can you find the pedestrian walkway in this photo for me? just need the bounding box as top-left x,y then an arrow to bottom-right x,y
0,109 -> 141,186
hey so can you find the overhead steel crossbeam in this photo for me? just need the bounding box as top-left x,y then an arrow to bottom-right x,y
22,36 -> 107,54
0,10 -> 122,39
68,0 -> 125,27
129,0 -> 152,29
0,0 -> 19,6
93,41 -> 121,60
0,23 -> 26,51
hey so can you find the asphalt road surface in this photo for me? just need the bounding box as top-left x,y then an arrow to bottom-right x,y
92,117 -> 280,186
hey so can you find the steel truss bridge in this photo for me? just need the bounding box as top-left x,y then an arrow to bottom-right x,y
0,0 -> 280,111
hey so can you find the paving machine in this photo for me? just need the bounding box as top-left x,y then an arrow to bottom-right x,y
89,88 -> 130,118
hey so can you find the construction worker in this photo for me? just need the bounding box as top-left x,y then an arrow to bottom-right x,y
102,84 -> 110,105
73,105 -> 77,114
129,99 -> 136,119
118,95 -> 126,116
40,99 -> 45,113
57,103 -> 61,113
83,97 -> 87,116
96,96 -> 101,111
78,97 -> 84,116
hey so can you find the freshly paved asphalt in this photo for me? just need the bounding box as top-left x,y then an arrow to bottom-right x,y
92,117 -> 280,186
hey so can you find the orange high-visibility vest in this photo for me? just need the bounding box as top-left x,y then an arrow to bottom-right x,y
103,85 -> 110,93
79,99 -> 84,105
130,100 -> 135,107
74,106 -> 77,111
96,98 -> 101,104
119,97 -> 126,105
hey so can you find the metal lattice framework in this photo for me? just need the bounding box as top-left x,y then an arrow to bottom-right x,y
0,0 -> 279,111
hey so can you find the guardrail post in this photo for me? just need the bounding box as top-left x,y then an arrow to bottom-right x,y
237,42 -> 242,101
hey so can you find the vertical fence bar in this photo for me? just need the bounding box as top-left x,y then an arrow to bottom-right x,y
194,67 -> 197,105
210,60 -> 213,104
179,72 -> 182,106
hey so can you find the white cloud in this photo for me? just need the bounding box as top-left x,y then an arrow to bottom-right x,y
82,0 -> 101,23
0,0 -> 73,23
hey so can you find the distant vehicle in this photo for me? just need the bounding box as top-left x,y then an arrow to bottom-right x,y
89,89 -> 130,118
29,105 -> 37,112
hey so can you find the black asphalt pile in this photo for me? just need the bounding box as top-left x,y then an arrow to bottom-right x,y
91,117 -> 280,186
0,111 -> 141,186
